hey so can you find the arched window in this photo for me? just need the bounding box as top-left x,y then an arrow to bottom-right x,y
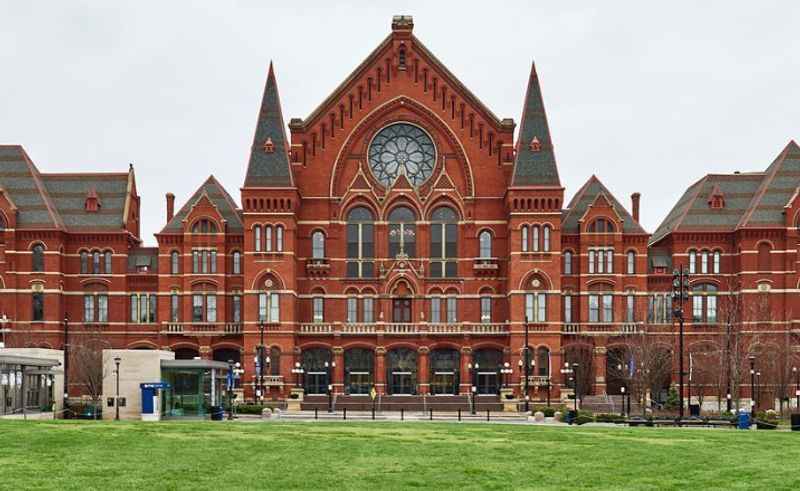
104,251 -> 112,274
692,283 -> 718,323
312,296 -> 324,323
521,225 -> 529,252
80,251 -> 88,274
170,251 -> 179,274
270,347 -> 281,376
347,207 -> 374,278
525,280 -> 547,323
701,250 -> 709,274
258,288 -> 280,323
480,295 -> 492,322
32,244 -> 45,272
388,206 -> 416,258
312,231 -> 326,259
232,251 -> 241,274
32,291 -> 44,320
264,226 -> 273,252
757,242 -> 771,271
192,218 -> 217,234
588,250 -> 595,274
542,225 -> 550,252
564,251 -> 573,275
688,250 -> 697,274
588,218 -> 615,233
536,347 -> 550,377
713,251 -> 721,274
531,226 -> 540,252
430,207 -> 458,278
92,251 -> 100,274
627,251 -> 636,274
254,225 -> 262,252
479,230 -> 492,258
276,226 -> 284,252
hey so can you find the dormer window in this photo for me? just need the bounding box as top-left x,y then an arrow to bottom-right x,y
398,47 -> 407,69
710,196 -> 724,209
263,137 -> 275,153
529,136 -> 542,152
587,218 -> 615,233
85,187 -> 101,212
192,219 -> 217,234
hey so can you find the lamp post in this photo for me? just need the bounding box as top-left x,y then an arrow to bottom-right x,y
292,362 -> 304,389
257,321 -> 265,403
572,363 -> 580,412
501,362 -> 512,388
325,360 -> 336,413
0,313 -> 8,349
523,316 -> 531,413
227,359 -> 237,420
620,386 -> 627,417
63,315 -> 70,417
560,362 -> 576,412
749,355 -> 756,413
671,267 -> 690,421
793,367 -> 799,410
469,362 -> 479,414
113,356 -> 121,421
755,371 -> 761,413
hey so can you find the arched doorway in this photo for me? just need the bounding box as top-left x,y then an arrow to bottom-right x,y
174,347 -> 199,360
387,348 -> 417,395
344,348 -> 374,395
430,349 -> 460,395
606,346 -> 630,395
473,349 -> 503,394
302,348 -> 332,395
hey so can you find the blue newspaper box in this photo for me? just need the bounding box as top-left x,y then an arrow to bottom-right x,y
140,382 -> 170,421
737,412 -> 751,430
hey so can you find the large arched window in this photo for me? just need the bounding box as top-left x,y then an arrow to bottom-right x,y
345,348 -> 374,395
757,242 -> 771,271
430,207 -> 457,278
692,283 -> 718,323
536,347 -> 550,377
312,231 -> 326,259
479,230 -> 492,258
32,244 -> 45,272
347,207 -> 374,277
388,206 -> 416,258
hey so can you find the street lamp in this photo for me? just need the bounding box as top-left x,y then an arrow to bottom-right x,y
572,363 -> 580,412
620,386 -> 627,417
755,371 -> 761,413
672,267 -> 690,421
63,315 -> 70,418
0,313 -> 8,349
227,359 -> 239,421
113,356 -> 121,421
292,362 -> 305,388
523,316 -> 531,413
793,367 -> 799,410
560,362 -> 577,412
749,355 -> 756,413
257,321 -> 266,403
469,362 -> 479,414
501,362 -> 512,388
325,361 -> 336,413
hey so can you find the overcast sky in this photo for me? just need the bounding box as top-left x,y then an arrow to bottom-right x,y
2,1 -> 798,244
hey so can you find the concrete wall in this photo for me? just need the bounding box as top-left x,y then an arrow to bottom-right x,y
0,348 -> 64,415
102,350 -> 174,420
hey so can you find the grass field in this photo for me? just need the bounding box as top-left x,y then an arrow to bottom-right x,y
2,420 -> 799,490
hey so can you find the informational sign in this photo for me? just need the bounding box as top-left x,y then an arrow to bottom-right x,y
118,397 -> 126,407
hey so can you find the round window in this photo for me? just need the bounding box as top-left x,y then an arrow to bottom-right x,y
368,123 -> 436,187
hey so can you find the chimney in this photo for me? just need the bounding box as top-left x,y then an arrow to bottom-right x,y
166,193 -> 175,222
631,192 -> 641,223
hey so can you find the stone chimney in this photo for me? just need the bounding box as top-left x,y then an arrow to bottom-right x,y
166,193 -> 175,222
631,192 -> 641,223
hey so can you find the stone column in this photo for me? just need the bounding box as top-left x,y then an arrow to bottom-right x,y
460,346 -> 472,395
375,346 -> 386,395
333,346 -> 344,394
418,346 -> 430,394
594,346 -> 607,396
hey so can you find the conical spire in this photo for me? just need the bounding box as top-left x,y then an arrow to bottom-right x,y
244,62 -> 293,187
511,62 -> 560,187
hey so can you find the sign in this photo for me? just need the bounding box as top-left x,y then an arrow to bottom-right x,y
140,382 -> 171,390
118,397 -> 126,407
107,397 -> 115,407
370,387 -> 377,401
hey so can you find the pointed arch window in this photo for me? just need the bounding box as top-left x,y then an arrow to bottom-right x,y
258,290 -> 280,323
346,207 -> 374,278
254,225 -> 262,252
312,231 -> 326,259
388,206 -> 416,258
542,225 -> 550,252
430,207 -> 458,278
521,226 -> 529,252
564,251 -> 573,275
32,244 -> 45,272
531,226 -> 540,252
479,230 -> 492,258
264,226 -> 273,252
276,225 -> 284,252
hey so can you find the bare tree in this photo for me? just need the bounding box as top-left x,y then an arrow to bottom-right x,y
70,327 -> 110,418
614,329 -> 673,416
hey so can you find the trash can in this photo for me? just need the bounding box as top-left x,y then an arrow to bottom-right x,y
791,413 -> 800,432
565,410 -> 577,425
210,406 -> 224,421
689,404 -> 700,417
737,412 -> 751,430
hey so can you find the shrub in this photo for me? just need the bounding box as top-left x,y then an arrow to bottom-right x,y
532,405 -> 561,417
236,404 -> 266,415
574,415 -> 594,425
595,413 -> 626,424
664,387 -> 680,411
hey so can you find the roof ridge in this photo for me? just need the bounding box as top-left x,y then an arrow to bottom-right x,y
17,147 -> 64,229
737,141 -> 796,228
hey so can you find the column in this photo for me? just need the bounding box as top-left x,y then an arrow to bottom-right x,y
460,346 -> 472,395
418,346 -> 430,394
333,346 -> 344,394
375,346 -> 386,395
594,346 -> 607,396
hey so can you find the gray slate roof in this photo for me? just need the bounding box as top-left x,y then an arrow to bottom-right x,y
562,175 -> 646,234
511,63 -> 561,187
650,141 -> 800,245
41,173 -> 129,230
161,176 -> 243,233
0,146 -> 63,228
243,63 -> 293,188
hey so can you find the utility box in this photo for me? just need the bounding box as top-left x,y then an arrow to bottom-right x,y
140,382 -> 170,421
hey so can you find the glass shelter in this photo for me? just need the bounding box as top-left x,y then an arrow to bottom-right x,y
0,355 -> 59,416
160,359 -> 227,419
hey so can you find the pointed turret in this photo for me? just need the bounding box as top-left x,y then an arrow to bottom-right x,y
244,62 -> 293,187
511,63 -> 560,187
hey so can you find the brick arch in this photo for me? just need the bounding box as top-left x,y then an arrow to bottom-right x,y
518,269 -> 552,291
330,96 -> 474,198
250,270 -> 285,291
338,195 -> 380,222
381,196 -> 422,221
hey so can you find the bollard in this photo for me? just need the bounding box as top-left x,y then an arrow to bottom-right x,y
430,409 -> 433,421
458,409 -> 461,421
315,408 -> 318,420
372,406 -> 375,420
486,410 -> 490,422
343,408 -> 347,420
401,408 -> 404,421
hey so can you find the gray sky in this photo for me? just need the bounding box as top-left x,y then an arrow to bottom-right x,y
2,1 -> 798,244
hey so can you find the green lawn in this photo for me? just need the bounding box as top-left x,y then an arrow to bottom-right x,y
2,420 -> 799,490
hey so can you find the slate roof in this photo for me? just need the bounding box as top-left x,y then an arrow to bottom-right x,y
41,173 -> 129,231
243,62 -> 293,188
650,141 -> 800,245
161,176 -> 243,233
511,63 -> 561,187
0,145 -> 63,228
561,175 -> 646,234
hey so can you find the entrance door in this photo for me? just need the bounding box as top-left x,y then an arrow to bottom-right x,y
306,372 -> 328,394
430,371 -> 457,395
390,372 -> 415,395
476,372 -> 499,395
393,298 -> 412,322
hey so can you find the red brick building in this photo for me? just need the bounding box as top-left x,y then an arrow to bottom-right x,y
3,16 -> 798,410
